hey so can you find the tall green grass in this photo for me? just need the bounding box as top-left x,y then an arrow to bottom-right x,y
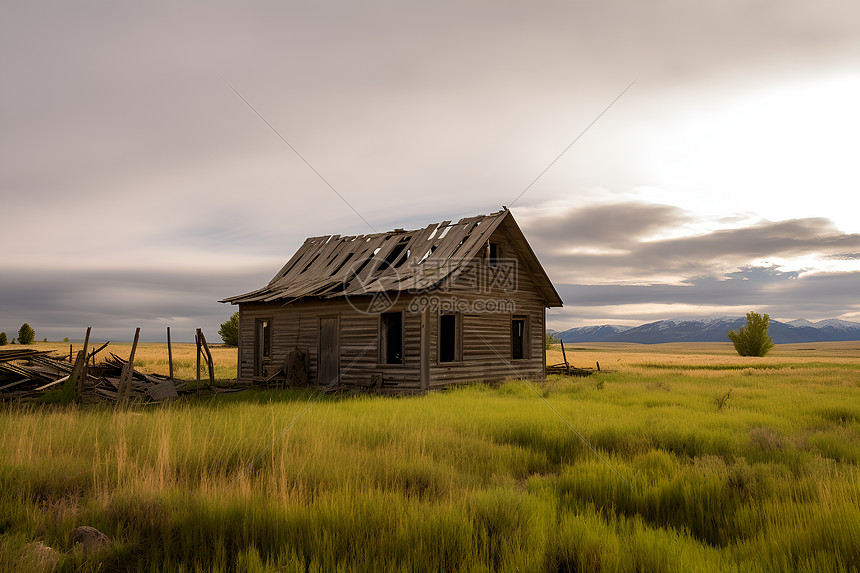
1,362 -> 859,572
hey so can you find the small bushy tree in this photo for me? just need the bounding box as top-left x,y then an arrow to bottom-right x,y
728,311 -> 775,357
17,323 -> 35,345
219,311 -> 239,347
545,331 -> 560,350
0,332 -> 7,346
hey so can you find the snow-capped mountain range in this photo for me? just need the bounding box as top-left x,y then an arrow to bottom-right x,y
554,317 -> 860,344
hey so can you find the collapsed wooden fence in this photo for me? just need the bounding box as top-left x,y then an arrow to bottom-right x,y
0,326 -> 236,403
545,340 -> 611,377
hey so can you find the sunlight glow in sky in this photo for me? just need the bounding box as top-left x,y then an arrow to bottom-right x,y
644,71 -> 860,234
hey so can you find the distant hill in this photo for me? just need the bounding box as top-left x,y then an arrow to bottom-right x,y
555,317 -> 860,344
552,324 -> 631,342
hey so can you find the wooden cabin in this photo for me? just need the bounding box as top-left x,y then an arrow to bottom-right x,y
220,209 -> 563,391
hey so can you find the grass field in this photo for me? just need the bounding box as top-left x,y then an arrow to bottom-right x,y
21,340 -> 239,381
1,342 -> 859,571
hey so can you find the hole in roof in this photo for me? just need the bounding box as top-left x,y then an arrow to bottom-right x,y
418,245 -> 437,264
438,226 -> 451,239
379,240 -> 409,271
394,248 -> 410,268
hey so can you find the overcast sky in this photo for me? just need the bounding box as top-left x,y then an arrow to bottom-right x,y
2,0 -> 859,341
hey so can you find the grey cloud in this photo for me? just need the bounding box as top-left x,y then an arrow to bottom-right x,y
636,218 -> 855,262
556,267 -> 802,308
0,268 -> 271,343
826,253 -> 860,260
553,267 -> 860,324
524,202 -> 690,247
529,210 -> 860,281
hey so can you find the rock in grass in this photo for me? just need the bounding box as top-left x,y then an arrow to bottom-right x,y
70,526 -> 111,554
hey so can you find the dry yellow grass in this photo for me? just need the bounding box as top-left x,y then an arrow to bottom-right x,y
547,340 -> 860,371
21,340 -> 239,380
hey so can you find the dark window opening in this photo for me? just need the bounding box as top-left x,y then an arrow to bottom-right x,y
381,312 -> 403,364
512,318 -> 526,360
260,320 -> 271,358
439,313 -> 459,363
254,318 -> 272,376
489,243 -> 501,267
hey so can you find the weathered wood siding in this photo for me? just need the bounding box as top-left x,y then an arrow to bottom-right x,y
237,298 -> 423,389
424,224 -> 546,387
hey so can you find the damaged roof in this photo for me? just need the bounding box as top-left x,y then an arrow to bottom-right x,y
220,209 -> 563,307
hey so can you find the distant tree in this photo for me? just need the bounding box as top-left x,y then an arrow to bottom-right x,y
545,331 -> 560,350
63,337 -> 70,343
0,332 -> 7,346
728,311 -> 775,357
42,338 -> 48,343
219,312 -> 240,347
18,323 -> 35,345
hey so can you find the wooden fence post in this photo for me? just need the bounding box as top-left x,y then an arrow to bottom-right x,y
167,327 -> 174,381
118,328 -> 140,403
560,340 -> 570,375
69,351 -> 86,402
74,327 -> 91,401
198,329 -> 215,386
195,330 -> 201,395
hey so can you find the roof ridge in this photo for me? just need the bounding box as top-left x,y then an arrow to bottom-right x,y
218,208 -> 567,307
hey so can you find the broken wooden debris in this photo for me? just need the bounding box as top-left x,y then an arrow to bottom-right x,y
545,363 -> 596,376
0,342 -> 226,403
546,340 -> 613,376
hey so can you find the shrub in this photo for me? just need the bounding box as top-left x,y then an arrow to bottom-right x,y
727,311 -> 774,357
17,323 -> 35,345
545,331 -> 560,350
219,311 -> 239,347
0,332 -> 6,346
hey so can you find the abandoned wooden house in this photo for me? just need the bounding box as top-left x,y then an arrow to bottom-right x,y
220,208 -> 563,391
